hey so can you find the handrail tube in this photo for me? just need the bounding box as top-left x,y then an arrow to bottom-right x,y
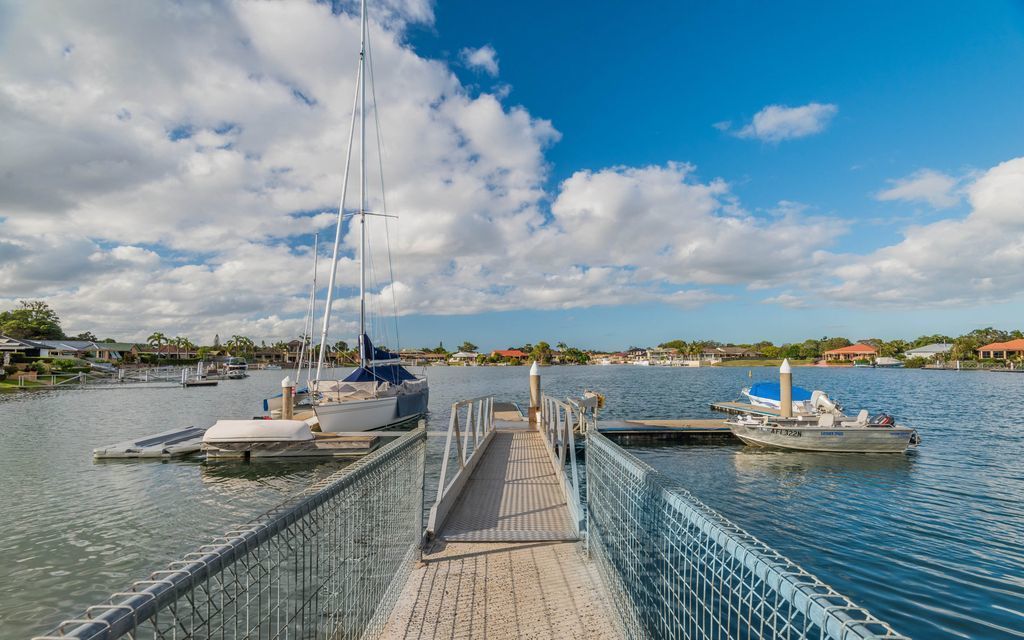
42,427 -> 427,640
426,396 -> 496,540
586,431 -> 906,640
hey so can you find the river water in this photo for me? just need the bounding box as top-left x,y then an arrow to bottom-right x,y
2,366 -> 1022,638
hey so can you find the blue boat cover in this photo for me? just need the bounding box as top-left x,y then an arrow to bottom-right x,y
345,334 -> 417,385
359,334 -> 397,363
343,364 -> 417,385
748,381 -> 812,402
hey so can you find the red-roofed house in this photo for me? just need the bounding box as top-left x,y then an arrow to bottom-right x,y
822,344 -> 878,362
977,339 -> 1024,360
491,349 -> 529,363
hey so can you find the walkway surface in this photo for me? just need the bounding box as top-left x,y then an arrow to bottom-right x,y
383,541 -> 620,639
382,422 -> 622,639
441,427 -> 577,542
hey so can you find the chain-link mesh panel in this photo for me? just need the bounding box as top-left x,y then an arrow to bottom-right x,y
586,431 -> 908,640
35,428 -> 426,640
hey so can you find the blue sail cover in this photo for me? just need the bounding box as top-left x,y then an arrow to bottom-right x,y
344,334 -> 418,385
748,382 -> 812,402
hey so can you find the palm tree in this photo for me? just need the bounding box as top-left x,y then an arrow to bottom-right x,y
147,332 -> 167,358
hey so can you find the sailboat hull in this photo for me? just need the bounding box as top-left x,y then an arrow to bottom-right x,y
315,387 -> 428,432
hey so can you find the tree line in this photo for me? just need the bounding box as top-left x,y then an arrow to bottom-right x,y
658,328 -> 1024,362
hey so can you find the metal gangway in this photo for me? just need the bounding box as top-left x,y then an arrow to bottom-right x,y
35,393 -> 908,640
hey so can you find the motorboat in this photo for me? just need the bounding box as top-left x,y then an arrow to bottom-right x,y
264,364 -> 283,370
225,357 -> 248,378
727,411 -> 920,453
307,1 -> 428,433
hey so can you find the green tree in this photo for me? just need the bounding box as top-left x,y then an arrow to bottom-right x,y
147,332 -> 168,355
73,331 -> 98,341
459,341 -> 478,353
658,339 -> 688,351
226,335 -> 255,357
0,300 -> 65,339
880,339 -> 909,358
530,341 -> 552,364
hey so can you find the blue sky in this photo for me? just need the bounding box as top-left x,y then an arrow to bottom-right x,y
401,0 -> 1024,349
1,0 -> 1023,350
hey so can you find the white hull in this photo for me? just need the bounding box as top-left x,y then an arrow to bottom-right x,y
314,386 -> 428,432
315,396 -> 399,432
729,422 -> 917,453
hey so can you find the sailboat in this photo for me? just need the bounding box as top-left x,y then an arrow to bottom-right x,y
311,0 -> 429,432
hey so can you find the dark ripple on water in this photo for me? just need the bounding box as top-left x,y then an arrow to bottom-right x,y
3,367 -> 1024,638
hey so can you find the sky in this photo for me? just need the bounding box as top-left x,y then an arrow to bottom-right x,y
1,0 -> 1023,351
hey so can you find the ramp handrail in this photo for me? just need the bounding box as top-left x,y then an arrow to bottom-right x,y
586,430 -> 908,640
425,395 -> 495,540
539,394 -> 586,538
34,426 -> 428,640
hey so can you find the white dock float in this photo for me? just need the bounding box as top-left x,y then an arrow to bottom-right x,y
93,426 -> 208,459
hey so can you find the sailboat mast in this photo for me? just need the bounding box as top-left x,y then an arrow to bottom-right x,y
300,234 -> 319,388
358,0 -> 368,364
314,10 -> 363,382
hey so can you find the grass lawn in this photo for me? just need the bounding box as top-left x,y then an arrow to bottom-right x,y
713,359 -> 817,367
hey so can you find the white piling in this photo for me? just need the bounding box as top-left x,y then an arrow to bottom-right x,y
529,361 -> 541,424
779,358 -> 793,418
282,376 -> 295,420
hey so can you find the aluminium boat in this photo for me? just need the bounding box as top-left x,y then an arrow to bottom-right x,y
728,411 -> 920,453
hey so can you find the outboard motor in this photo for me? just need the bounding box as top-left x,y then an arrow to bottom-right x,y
811,390 -> 837,413
870,413 -> 895,426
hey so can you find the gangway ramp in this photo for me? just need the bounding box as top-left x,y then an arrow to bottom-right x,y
386,396 -> 621,639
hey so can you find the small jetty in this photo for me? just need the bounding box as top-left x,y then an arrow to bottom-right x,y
598,417 -> 734,440
92,426 -> 207,459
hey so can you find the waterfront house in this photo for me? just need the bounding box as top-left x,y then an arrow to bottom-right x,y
448,351 -> 478,365
0,335 -> 41,357
137,344 -> 199,360
823,344 -> 878,362
977,339 -> 1024,360
700,346 -> 763,360
903,343 -> 952,360
491,349 -> 529,363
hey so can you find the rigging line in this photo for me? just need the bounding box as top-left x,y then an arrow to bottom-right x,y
366,23 -> 401,353
315,51 -> 363,382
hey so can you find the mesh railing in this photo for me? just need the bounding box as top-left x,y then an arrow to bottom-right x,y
586,431 -> 908,640
34,426 -> 427,640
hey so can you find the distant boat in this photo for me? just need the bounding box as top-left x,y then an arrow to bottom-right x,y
265,364 -> 282,370
874,357 -> 904,368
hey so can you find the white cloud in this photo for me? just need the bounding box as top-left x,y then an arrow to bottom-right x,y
826,157 -> 1024,306
461,44 -> 499,76
725,102 -> 838,143
4,1 -> 1021,344
876,169 -> 961,209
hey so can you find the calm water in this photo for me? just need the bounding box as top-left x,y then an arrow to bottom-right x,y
2,366 -> 1023,638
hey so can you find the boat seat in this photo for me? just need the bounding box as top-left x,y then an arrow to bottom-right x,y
841,409 -> 869,427
817,413 -> 835,427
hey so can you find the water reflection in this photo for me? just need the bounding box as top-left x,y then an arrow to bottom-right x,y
731,448 -> 917,476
